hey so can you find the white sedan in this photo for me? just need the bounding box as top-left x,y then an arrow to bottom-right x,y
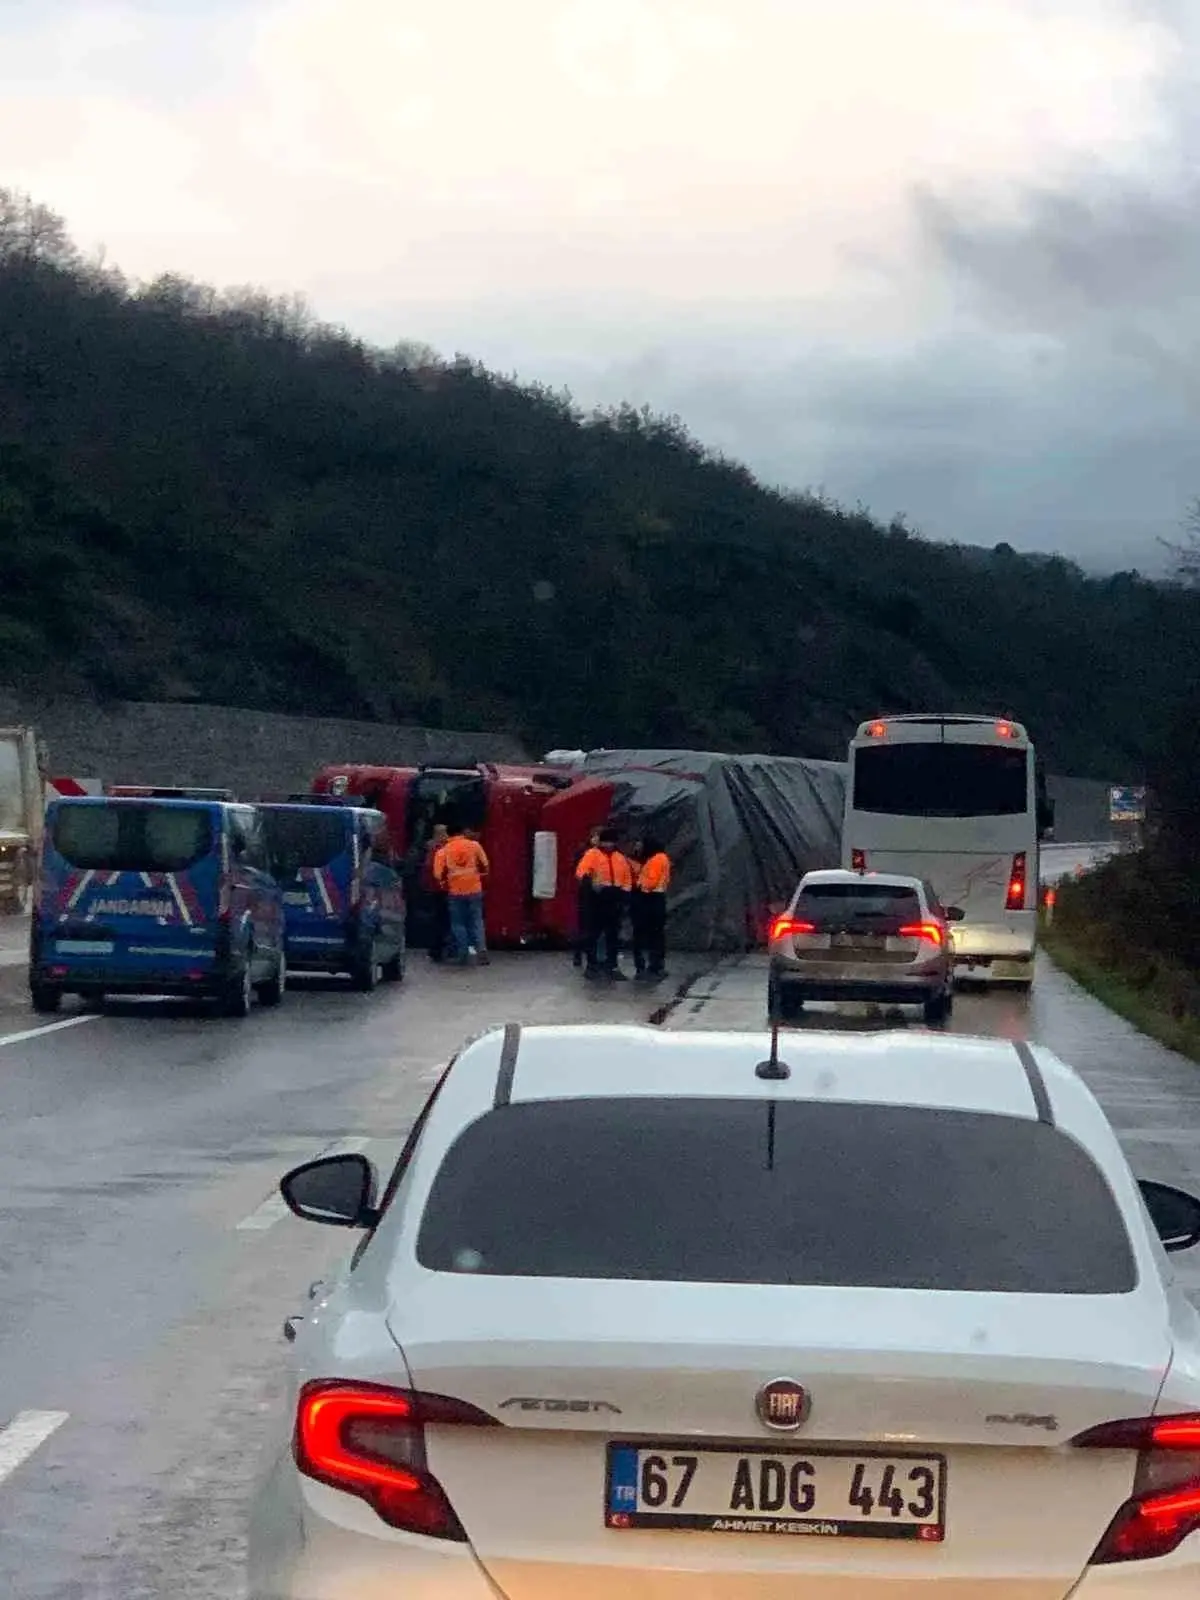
248,1023 -> 1200,1598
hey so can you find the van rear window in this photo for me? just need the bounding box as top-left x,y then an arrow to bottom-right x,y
261,809 -> 346,872
51,805 -> 214,873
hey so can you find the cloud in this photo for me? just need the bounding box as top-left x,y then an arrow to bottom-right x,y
0,0 -> 1193,566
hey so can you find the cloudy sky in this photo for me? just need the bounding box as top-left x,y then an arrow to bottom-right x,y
2,0 -> 1197,569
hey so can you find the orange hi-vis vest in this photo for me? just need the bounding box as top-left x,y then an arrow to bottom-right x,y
434,837 -> 489,897
637,852 -> 671,893
575,846 -> 633,892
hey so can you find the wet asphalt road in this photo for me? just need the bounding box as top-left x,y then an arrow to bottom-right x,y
0,931 -> 1196,1598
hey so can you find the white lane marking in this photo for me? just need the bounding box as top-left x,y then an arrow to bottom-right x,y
236,1137 -> 371,1232
0,1016 -> 99,1050
0,1411 -> 70,1485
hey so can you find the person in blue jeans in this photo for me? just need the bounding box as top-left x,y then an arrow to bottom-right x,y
435,826 -> 490,966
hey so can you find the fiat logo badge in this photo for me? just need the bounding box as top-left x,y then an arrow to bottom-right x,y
756,1379 -> 811,1431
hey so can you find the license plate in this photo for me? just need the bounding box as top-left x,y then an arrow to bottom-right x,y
990,960 -> 1029,978
605,1443 -> 946,1540
283,892 -> 311,907
832,934 -> 882,950
56,939 -> 115,955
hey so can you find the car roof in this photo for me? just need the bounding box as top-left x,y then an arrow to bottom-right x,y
799,868 -> 925,890
438,1024 -> 1108,1146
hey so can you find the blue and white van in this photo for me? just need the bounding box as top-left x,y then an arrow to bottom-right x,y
31,797 -> 286,1017
258,800 -> 405,990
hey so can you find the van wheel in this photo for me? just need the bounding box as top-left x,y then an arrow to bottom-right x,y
257,952 -> 286,1008
30,983 -> 62,1016
381,943 -> 405,983
352,944 -> 381,993
220,962 -> 254,1018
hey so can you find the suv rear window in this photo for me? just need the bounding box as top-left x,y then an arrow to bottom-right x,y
261,808 -> 347,873
416,1098 -> 1136,1293
796,882 -> 921,920
51,804 -> 214,873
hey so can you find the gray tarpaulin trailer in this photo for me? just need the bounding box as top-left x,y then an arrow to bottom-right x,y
576,749 -> 847,952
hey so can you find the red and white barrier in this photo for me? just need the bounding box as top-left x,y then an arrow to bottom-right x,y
45,776 -> 103,800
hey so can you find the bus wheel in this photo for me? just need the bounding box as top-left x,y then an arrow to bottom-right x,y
30,983 -> 62,1016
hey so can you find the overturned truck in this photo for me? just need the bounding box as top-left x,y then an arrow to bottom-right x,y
541,750 -> 847,952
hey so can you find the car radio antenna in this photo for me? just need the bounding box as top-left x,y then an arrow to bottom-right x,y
755,1017 -> 790,1081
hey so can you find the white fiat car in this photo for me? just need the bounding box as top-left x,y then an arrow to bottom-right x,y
248,1023 -> 1200,1598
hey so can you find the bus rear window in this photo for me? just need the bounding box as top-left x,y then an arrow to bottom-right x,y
853,744 -> 1029,818
51,804 -> 214,873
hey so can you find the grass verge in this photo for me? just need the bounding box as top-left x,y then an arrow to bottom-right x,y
1041,917 -> 1200,1065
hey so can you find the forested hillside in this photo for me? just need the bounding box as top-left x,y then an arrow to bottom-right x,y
1,190 -> 1196,779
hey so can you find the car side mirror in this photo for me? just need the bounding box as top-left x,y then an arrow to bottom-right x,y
280,1153 -> 379,1229
1139,1179 -> 1200,1253
945,907 -> 965,922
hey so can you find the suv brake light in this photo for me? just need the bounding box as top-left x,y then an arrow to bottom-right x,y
1074,1413 -> 1200,1564
769,915 -> 816,941
898,922 -> 944,947
295,1380 -> 497,1539
1005,852 -> 1027,911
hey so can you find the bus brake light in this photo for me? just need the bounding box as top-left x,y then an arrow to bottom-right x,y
1006,853 -> 1027,910
995,720 -> 1014,738
867,722 -> 887,738
851,849 -> 866,873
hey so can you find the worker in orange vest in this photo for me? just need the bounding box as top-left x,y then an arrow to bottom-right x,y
632,835 -> 671,979
575,828 -> 634,980
433,824 -> 490,966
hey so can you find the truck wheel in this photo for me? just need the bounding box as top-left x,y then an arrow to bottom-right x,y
30,983 -> 62,1016
220,962 -> 254,1018
257,952 -> 286,1008
352,944 -> 381,993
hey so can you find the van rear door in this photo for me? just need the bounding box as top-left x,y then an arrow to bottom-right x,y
41,800 -> 221,976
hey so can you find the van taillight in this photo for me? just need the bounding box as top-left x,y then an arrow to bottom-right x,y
1075,1413 -> 1200,1564
851,849 -> 866,873
1005,853 -> 1027,911
294,1381 -> 496,1539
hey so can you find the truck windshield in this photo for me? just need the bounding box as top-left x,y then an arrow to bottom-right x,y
261,809 -> 346,874
51,804 -> 214,873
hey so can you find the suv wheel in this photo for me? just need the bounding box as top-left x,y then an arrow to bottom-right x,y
352,943 -> 381,993
768,973 -> 803,1024
923,988 -> 951,1025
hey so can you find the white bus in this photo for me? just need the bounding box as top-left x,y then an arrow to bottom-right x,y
842,714 -> 1054,986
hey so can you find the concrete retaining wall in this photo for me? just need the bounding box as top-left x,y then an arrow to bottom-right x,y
0,689 -> 528,796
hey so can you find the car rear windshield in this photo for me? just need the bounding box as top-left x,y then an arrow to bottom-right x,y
51,804 -> 214,873
796,883 -> 921,920
853,744 -> 1029,818
261,808 -> 346,872
416,1098 -> 1136,1293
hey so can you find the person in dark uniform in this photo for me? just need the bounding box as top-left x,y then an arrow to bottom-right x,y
633,835 -> 671,979
575,829 -> 634,979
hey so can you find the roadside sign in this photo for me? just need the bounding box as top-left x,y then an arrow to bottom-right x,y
1109,785 -> 1146,823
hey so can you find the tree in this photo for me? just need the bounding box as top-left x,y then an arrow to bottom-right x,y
1161,499 -> 1200,587
0,189 -> 79,268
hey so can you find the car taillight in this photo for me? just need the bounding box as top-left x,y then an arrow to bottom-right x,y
294,1381 -> 497,1539
898,922 -> 944,947
1005,852 -> 1027,911
769,915 -> 816,941
1074,1413 -> 1200,1564
851,849 -> 866,873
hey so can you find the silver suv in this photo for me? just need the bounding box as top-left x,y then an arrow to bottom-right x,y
768,868 -> 961,1025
